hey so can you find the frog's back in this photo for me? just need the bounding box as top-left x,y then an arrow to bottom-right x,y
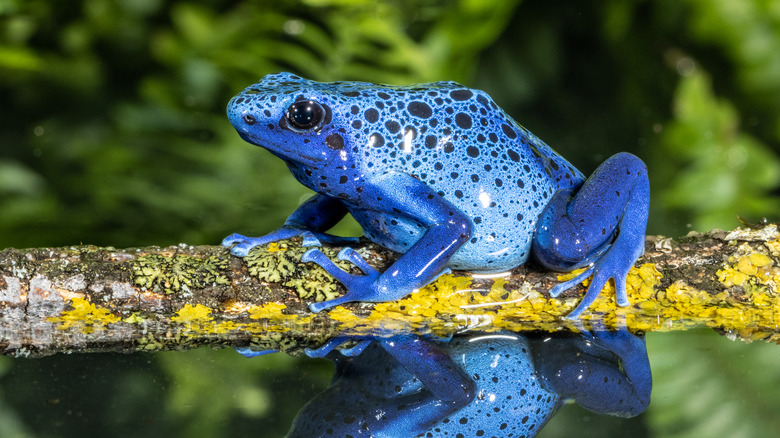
324,78 -> 585,271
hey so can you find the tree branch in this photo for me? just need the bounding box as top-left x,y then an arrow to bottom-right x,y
2,224 -> 779,357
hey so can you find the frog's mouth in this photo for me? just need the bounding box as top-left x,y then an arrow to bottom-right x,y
238,131 -> 326,164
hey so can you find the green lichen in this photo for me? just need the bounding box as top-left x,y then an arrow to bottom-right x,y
244,240 -> 359,302
132,253 -> 230,294
137,333 -> 166,352
244,331 -> 328,356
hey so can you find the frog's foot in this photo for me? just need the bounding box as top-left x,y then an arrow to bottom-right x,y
222,228 -> 311,256
305,336 -> 373,358
235,347 -> 277,358
535,152 -> 649,319
303,247 -> 383,313
223,228 -> 359,257
550,248 -> 634,319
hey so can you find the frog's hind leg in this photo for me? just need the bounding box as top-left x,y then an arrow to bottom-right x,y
532,152 -> 649,319
530,322 -> 651,417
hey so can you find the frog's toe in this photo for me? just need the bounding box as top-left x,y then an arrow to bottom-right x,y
305,336 -> 349,358
337,248 -> 378,275
590,256 -> 633,307
339,339 -> 372,357
235,347 -> 277,358
229,241 -> 259,257
302,248 -> 354,284
614,276 -> 630,307
549,266 -> 595,298
221,233 -> 249,247
299,231 -> 322,247
564,271 -> 609,320
309,298 -> 344,313
303,248 -> 382,313
305,337 -> 372,359
565,265 -> 632,320
222,233 -> 268,256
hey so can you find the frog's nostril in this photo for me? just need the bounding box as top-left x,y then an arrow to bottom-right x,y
243,114 -> 257,125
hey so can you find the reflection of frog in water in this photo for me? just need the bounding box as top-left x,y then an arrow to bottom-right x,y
223,73 -> 650,319
282,327 -> 651,438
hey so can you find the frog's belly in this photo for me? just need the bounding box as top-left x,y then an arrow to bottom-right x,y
448,210 -> 536,272
349,206 -> 537,273
448,226 -> 533,272
429,335 -> 560,438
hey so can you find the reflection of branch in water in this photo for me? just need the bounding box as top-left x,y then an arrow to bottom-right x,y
2,224 -> 780,357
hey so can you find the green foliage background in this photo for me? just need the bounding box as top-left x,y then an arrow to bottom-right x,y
2,0 -> 780,437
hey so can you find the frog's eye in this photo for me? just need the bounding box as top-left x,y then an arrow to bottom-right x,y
243,114 -> 257,125
285,100 -> 325,131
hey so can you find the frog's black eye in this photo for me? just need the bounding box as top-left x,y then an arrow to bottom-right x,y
243,114 -> 257,125
286,100 -> 325,131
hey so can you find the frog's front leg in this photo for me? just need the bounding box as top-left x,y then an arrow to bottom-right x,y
533,152 -> 649,318
285,336 -> 475,438
377,335 -> 476,429
304,173 -> 472,312
222,193 -> 357,256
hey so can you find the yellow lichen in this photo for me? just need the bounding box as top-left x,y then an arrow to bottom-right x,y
764,238 -> 780,257
717,243 -> 778,296
314,263 -> 668,335
634,264 -> 663,301
124,313 -> 146,324
266,242 -> 284,253
327,306 -> 361,323
232,240 -> 670,335
247,302 -> 287,319
47,297 -> 121,332
171,304 -> 213,324
749,253 -> 772,268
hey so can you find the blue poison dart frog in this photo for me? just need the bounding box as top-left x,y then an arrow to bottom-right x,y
223,73 -> 650,318
281,327 -> 651,437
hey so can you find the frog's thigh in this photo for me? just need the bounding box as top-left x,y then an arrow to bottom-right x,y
533,152 -> 649,270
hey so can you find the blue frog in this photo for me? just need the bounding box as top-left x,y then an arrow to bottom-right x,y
282,328 -> 651,437
223,73 -> 650,318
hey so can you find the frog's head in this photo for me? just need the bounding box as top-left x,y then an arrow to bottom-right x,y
227,72 -> 363,168
227,72 -> 489,171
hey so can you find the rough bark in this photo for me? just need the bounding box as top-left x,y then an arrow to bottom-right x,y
2,224 -> 780,358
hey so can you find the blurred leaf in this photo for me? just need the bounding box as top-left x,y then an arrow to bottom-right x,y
657,71 -> 780,231
0,47 -> 41,70
648,331 -> 780,438
157,348 -> 332,438
0,160 -> 45,196
683,0 -> 780,150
